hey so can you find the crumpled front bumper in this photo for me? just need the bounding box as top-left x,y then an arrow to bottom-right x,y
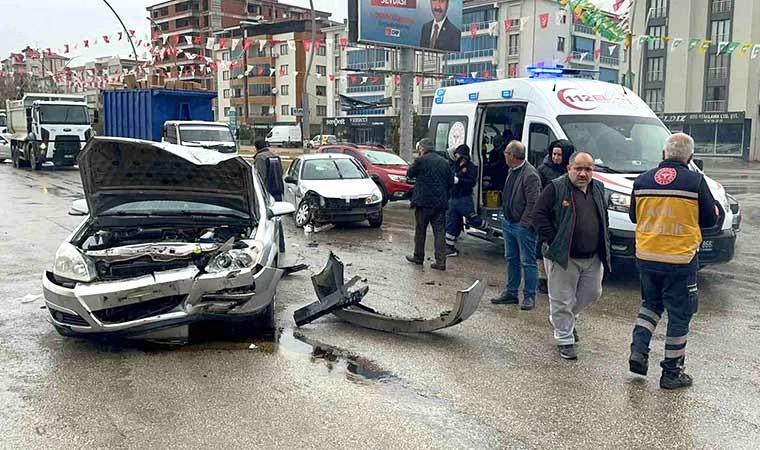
42,264 -> 284,338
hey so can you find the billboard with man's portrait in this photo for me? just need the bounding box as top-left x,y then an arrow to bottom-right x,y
356,0 -> 463,52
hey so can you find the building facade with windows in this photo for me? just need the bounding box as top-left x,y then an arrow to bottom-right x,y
631,0 -> 760,159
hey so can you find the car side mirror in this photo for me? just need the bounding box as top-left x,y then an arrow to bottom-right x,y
284,175 -> 297,184
693,158 -> 704,171
68,199 -> 89,216
267,201 -> 296,219
369,173 -> 380,181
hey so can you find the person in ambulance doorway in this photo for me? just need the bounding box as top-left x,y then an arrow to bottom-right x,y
536,139 -> 575,294
533,151 -> 610,360
445,144 -> 482,257
628,133 -> 718,390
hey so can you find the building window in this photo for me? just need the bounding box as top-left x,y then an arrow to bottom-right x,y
223,89 -> 230,98
508,34 -> 520,56
334,56 -> 341,70
557,37 -> 566,52
317,105 -> 327,116
644,88 -> 664,112
280,64 -> 288,75
573,36 -> 595,54
646,57 -> 664,82
462,8 -> 497,25
710,19 -> 731,43
707,53 -> 729,80
599,68 -> 619,84
222,70 -> 230,80
249,84 -> 272,96
280,44 -> 288,55
223,107 -> 230,117
281,104 -> 289,115
316,65 -> 327,76
711,0 -> 732,14
280,84 -> 289,95
705,86 -> 727,112
259,105 -> 270,116
347,48 -> 388,70
508,63 -> 519,78
650,0 -> 668,18
221,51 -> 230,61
647,25 -> 664,50
316,86 -> 326,96
317,46 -> 326,56
248,4 -> 261,15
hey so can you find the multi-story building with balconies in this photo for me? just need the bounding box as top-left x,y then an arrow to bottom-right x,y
631,0 -> 760,159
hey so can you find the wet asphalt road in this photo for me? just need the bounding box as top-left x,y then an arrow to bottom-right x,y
0,160 -> 759,450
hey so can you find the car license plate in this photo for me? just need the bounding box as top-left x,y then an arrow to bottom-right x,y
701,240 -> 714,251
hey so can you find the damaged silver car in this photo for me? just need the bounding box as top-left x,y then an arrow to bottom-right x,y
42,137 -> 294,341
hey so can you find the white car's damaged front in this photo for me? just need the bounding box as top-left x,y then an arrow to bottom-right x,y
42,138 -> 293,341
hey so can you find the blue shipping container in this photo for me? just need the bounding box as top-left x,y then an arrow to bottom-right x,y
102,89 -> 218,142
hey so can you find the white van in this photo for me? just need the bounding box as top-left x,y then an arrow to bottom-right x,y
428,67 -> 738,270
267,125 -> 302,148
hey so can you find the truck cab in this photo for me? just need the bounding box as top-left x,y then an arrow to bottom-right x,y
6,94 -> 91,170
162,120 -> 238,154
427,67 -> 738,270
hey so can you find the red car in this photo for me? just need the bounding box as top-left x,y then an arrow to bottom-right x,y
319,144 -> 412,205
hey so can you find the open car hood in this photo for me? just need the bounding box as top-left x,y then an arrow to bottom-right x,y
78,137 -> 255,217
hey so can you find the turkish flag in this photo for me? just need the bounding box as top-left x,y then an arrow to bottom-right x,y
508,65 -> 517,76
329,74 -> 335,81
350,75 -> 358,84
218,38 -> 227,49
314,39 -> 322,51
194,35 -> 203,45
594,49 -> 602,60
258,66 -> 264,75
302,39 -> 311,52
470,23 -> 479,39
339,37 -> 348,51
102,35 -> 111,44
415,76 -> 422,86
84,40 -> 89,48
540,13 -> 549,29
243,38 -> 252,51
483,70 -> 491,79
504,19 -> 512,33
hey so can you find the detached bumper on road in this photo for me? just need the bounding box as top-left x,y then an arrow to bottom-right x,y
42,264 -> 284,338
609,228 -> 736,266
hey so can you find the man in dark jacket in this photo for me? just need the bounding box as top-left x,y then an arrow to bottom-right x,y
491,141 -> 542,310
445,144 -> 481,257
484,135 -> 509,191
533,151 -> 610,360
536,139 -> 575,293
253,139 -> 284,201
406,138 -> 454,271
628,133 -> 718,390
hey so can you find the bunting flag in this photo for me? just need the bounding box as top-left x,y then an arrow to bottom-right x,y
83,39 -> 90,48
102,35 -> 110,44
64,44 -> 69,54
488,21 -> 498,37
470,23 -> 479,39
508,65 -> 517,77
739,43 -> 753,57
594,49 -> 602,60
350,75 -> 358,84
394,74 -> 400,86
185,36 -> 193,46
153,31 -> 161,40
699,40 -> 712,54
270,68 -> 276,76
539,13 -> 549,29
257,66 -> 264,76
688,38 -> 701,51
259,39 -> 267,52
724,42 -> 741,55
302,39 -> 311,52
243,38 -> 252,52
329,74 -> 335,81
118,32 -> 123,41
231,38 -> 241,50
607,45 -> 617,55
752,44 -> 760,59
339,37 -> 348,51
315,39 -> 322,51
581,52 -> 589,61
503,19 -> 513,33
218,38 -> 227,49
129,30 -> 136,38
483,69 -> 491,79
194,35 -> 203,45
206,38 -> 215,49
415,76 -> 422,86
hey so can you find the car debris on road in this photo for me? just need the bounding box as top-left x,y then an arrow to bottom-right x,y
294,252 -> 484,333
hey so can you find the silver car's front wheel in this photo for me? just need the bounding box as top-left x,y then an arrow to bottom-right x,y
295,201 -> 312,228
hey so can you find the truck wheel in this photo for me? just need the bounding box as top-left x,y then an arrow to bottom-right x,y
17,145 -> 30,168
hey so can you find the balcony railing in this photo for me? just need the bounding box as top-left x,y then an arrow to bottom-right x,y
448,48 -> 497,60
650,7 -> 668,19
600,55 -> 620,65
707,66 -> 729,80
712,0 -> 732,14
508,46 -> 520,56
574,23 -> 594,34
704,100 -> 727,112
461,21 -> 491,34
571,51 -> 594,63
421,106 -> 432,115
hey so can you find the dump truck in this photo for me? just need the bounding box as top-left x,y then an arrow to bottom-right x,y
6,93 -> 92,170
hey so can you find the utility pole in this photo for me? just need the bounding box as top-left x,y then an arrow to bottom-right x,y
302,0 -> 316,145
102,0 -> 138,62
398,48 -> 414,162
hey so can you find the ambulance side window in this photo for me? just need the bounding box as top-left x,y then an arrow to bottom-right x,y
528,122 -> 556,167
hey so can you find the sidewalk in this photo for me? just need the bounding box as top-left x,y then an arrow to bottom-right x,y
702,156 -> 760,175
239,145 -> 307,160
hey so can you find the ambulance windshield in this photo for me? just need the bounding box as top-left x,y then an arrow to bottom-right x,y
557,115 -> 670,173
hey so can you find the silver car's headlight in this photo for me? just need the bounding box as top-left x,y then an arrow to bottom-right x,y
205,248 -> 260,273
606,189 -> 631,213
366,189 -> 383,205
53,242 -> 96,282
387,174 -> 407,183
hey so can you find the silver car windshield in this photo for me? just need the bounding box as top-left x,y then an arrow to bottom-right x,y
557,115 -> 670,173
302,159 -> 366,180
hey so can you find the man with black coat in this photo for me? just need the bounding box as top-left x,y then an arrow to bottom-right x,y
445,144 -> 481,257
406,138 -> 454,271
533,151 -> 610,360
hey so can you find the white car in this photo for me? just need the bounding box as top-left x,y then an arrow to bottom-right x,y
42,137 -> 295,341
306,134 -> 337,149
283,153 -> 384,228
0,134 -> 11,162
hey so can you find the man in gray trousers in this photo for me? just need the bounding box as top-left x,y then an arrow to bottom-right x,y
532,152 -> 611,360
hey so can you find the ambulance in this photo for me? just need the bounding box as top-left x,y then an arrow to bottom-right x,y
428,67 -> 738,270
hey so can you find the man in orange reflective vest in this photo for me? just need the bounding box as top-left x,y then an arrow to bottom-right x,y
628,133 -> 718,390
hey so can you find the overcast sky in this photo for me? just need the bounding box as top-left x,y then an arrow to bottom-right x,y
0,0 -> 614,63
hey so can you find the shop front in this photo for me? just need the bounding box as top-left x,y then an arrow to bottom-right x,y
657,112 -> 750,158
322,116 -> 393,147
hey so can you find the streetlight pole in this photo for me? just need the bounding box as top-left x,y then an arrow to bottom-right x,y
302,0 -> 316,145
102,0 -> 138,61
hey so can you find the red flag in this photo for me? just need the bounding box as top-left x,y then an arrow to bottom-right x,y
258,66 -> 264,75
129,30 -> 136,38
483,70 -> 491,79
302,39 -> 311,52
613,0 -> 626,10
153,31 -> 161,40
64,44 -> 70,54
315,39 -> 322,51
46,48 -> 53,57
394,75 -> 400,86
415,76 -> 422,86
194,35 -> 203,45
102,35 -> 111,44
339,37 -> 348,51
564,54 -> 573,63
504,19 -> 512,33
218,38 -> 227,49
350,75 -> 358,84
12,53 -> 23,63
243,38 -> 252,51
25,49 -> 36,59
329,74 -> 335,81
594,49 -> 602,60
470,23 -> 479,39
508,65 -> 517,76
118,32 -> 123,41
540,13 -> 549,29
371,76 -> 381,84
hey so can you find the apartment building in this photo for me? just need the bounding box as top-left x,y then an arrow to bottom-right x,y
1,48 -> 70,93
630,0 -> 760,159
214,18 -> 331,138
147,0 -> 329,90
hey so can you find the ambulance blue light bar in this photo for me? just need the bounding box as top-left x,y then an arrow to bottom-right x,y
455,77 -> 487,85
526,65 -> 600,79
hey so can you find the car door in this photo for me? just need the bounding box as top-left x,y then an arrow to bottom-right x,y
284,157 -> 302,205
